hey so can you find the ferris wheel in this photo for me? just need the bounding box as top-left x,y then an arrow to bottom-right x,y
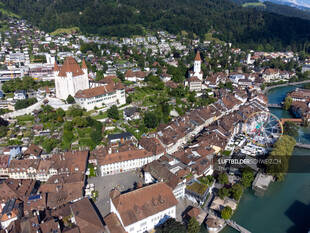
244,111 -> 283,148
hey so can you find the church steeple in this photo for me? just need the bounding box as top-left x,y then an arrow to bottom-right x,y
194,51 -> 202,77
194,51 -> 201,61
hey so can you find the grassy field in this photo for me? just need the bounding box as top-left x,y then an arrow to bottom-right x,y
204,32 -> 224,44
51,27 -> 80,36
242,2 -> 266,8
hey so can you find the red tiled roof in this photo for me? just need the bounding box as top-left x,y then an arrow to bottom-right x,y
98,149 -> 152,166
82,59 -> 87,69
58,57 -> 84,77
194,51 -> 202,61
75,82 -> 124,99
111,182 -> 178,226
54,62 -> 60,72
104,213 -> 127,233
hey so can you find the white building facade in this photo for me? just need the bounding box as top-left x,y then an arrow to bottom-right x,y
54,57 -> 89,100
110,182 -> 178,233
100,150 -> 160,176
75,83 -> 126,111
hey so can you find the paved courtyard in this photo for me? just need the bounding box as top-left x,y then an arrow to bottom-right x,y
88,171 -> 143,217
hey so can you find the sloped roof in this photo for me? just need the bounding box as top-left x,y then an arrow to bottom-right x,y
75,82 -> 124,99
58,57 -> 84,77
104,213 -> 127,233
70,198 -> 105,233
111,182 -> 178,226
194,51 -> 201,61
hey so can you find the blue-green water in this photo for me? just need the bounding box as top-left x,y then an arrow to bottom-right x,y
222,85 -> 310,233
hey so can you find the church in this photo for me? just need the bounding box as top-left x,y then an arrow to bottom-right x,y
185,51 -> 204,92
189,50 -> 203,80
54,57 -> 89,100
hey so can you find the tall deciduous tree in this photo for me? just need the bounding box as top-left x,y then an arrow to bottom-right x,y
188,217 -> 200,233
107,105 -> 120,120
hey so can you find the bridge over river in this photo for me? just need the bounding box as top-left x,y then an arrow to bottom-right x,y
295,143 -> 310,149
226,219 -> 252,233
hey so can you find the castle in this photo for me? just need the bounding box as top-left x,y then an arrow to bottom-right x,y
54,57 -> 89,100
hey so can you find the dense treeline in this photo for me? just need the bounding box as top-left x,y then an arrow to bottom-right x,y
2,0 -> 310,51
267,135 -> 296,181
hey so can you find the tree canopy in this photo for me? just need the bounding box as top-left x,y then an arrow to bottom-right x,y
221,206 -> 233,220
107,105 -> 120,120
3,0 -> 310,51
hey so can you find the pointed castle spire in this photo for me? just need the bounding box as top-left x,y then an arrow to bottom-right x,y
54,61 -> 60,72
82,59 -> 87,69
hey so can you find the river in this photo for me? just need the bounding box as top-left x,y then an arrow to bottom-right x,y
222,85 -> 310,233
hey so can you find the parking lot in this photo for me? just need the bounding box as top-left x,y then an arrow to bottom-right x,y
88,171 -> 143,217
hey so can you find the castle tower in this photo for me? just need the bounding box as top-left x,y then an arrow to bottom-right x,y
82,59 -> 88,75
54,57 -> 89,100
53,61 -> 60,76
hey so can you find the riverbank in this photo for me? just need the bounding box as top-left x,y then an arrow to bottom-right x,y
222,84 -> 310,233
262,79 -> 310,94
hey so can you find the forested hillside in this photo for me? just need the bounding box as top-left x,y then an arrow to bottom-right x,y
1,0 -> 310,52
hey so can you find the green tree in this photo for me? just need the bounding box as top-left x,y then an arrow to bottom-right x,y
66,94 -> 75,104
267,135 -> 296,181
187,217 -> 200,233
188,91 -> 196,103
116,71 -> 125,82
155,218 -> 186,233
42,138 -> 59,153
64,121 -> 73,131
218,187 -> 230,199
231,183 -> 243,201
283,96 -> 292,110
56,108 -> 65,117
221,206 -> 233,220
15,98 -> 38,110
218,173 -> 229,185
0,126 -> 8,138
72,116 -> 88,128
67,106 -> 84,117
107,105 -> 120,120
126,95 -> 132,104
241,169 -> 254,188
283,121 -> 299,138
144,111 -> 160,128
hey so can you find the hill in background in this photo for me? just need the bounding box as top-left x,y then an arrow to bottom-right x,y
1,0 -> 310,52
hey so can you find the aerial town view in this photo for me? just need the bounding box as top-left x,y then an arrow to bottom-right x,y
0,0 -> 309,233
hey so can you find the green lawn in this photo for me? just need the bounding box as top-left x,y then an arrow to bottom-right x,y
204,32 -> 224,44
51,27 -> 80,36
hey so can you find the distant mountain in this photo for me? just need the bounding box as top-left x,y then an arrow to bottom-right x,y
235,0 -> 310,20
263,1 -> 310,20
1,0 -> 310,52
260,0 -> 310,10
